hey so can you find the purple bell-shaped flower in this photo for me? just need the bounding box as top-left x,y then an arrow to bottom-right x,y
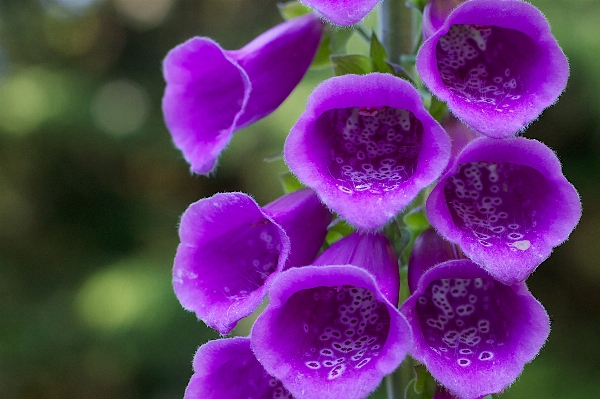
251,232 -> 412,399
184,337 -> 294,399
401,228 -> 550,399
417,0 -> 569,138
173,189 -> 331,334
299,0 -> 380,26
162,13 -> 323,174
285,73 -> 451,231
426,137 -> 581,284
422,0 -> 466,41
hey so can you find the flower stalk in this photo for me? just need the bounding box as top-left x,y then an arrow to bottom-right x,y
378,2 -> 418,398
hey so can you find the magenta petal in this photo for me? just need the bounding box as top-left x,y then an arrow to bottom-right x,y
285,73 -> 451,230
162,38 -> 249,174
417,0 -> 569,138
313,232 -> 400,305
173,190 -> 329,334
426,137 -> 581,284
251,265 -> 412,399
442,116 -> 482,160
300,0 -> 380,26
174,193 -> 288,334
407,228 -> 457,294
228,13 -> 324,128
263,188 -> 332,270
401,260 -> 550,399
422,0 -> 465,41
185,337 -> 294,399
162,14 -> 323,174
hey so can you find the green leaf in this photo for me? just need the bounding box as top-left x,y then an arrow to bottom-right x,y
278,172 -> 305,194
369,33 -> 395,74
277,1 -> 311,20
330,54 -> 373,76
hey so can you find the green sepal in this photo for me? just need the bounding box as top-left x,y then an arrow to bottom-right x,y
428,96 -> 449,122
413,365 -> 437,399
278,172 -> 305,194
403,365 -> 436,399
277,1 -> 311,20
330,28 -> 355,54
311,33 -> 332,69
370,33 -> 395,74
263,151 -> 283,163
384,220 -> 411,260
331,54 -> 374,76
388,61 -> 416,83
324,218 -> 355,247
401,207 -> 430,259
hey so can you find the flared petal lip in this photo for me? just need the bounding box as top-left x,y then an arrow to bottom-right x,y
173,192 -> 291,334
191,336 -> 251,377
251,264 -> 413,399
417,0 -> 569,138
285,73 -> 451,231
401,259 -> 550,399
426,137 -> 581,284
162,37 -> 251,175
300,0 -> 380,26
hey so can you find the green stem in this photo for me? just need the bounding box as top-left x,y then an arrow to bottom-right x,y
378,0 -> 412,63
378,3 -> 419,399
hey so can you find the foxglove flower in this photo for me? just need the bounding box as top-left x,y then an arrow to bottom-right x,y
442,116 -> 481,160
285,73 -> 451,230
426,137 -> 581,284
300,0 -> 379,26
401,229 -> 550,399
184,337 -> 294,399
162,13 -> 323,174
432,385 -> 481,399
251,232 -> 412,399
422,0 -> 465,41
173,189 -> 331,334
417,0 -> 569,138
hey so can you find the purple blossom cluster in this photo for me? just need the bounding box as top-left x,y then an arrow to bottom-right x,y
162,1 -> 581,398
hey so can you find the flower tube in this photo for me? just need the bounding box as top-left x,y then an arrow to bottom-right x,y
184,337 -> 294,399
173,189 -> 331,334
401,229 -> 550,399
417,0 -> 569,138
422,0 -> 465,41
426,137 -> 581,284
299,0 -> 380,26
251,232 -> 412,399
285,73 -> 451,231
162,13 -> 323,174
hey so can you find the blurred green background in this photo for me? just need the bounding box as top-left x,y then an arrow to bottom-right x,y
0,0 -> 598,398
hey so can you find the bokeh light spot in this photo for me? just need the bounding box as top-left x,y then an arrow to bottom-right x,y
91,79 -> 149,136
0,67 -> 72,135
111,0 -> 175,28
43,13 -> 101,56
75,259 -> 171,331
